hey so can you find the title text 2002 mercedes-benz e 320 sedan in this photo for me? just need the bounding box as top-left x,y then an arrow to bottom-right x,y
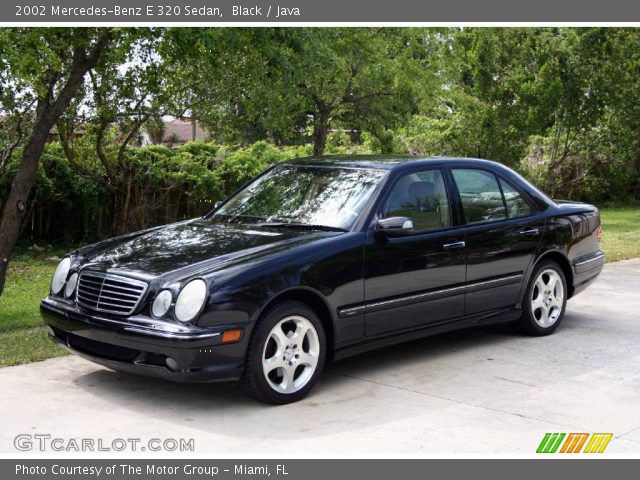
41,156 -> 604,404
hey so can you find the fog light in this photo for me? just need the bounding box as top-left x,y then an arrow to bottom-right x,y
165,357 -> 179,371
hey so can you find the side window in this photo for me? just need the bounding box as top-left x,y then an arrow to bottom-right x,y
452,169 -> 507,224
499,177 -> 534,218
382,169 -> 451,231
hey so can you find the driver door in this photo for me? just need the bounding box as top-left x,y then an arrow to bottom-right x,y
364,168 -> 466,336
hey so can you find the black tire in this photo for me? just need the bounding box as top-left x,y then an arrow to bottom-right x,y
515,259 -> 568,336
241,300 -> 326,404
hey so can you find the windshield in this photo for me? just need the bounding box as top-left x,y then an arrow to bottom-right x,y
210,165 -> 386,230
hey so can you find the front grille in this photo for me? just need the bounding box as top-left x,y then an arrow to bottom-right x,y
76,271 -> 148,316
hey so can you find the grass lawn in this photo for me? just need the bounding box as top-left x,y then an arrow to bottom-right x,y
0,205 -> 637,367
0,253 -> 68,367
599,207 -> 640,262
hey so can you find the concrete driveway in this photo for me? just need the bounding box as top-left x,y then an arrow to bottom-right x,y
1,259 -> 639,455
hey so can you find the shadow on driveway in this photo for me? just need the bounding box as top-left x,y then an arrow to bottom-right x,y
72,323 -> 524,439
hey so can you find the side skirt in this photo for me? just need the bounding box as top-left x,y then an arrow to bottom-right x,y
331,307 -> 521,362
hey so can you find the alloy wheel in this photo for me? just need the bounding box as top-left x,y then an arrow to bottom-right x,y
531,268 -> 564,328
262,315 -> 320,394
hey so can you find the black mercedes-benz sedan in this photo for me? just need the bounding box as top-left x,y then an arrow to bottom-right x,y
41,156 -> 605,404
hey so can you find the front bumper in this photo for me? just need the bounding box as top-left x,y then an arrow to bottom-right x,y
41,297 -> 247,382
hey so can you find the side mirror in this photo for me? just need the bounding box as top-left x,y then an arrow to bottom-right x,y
376,216 -> 414,236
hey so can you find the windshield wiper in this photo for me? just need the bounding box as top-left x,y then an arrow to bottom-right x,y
253,222 -> 348,232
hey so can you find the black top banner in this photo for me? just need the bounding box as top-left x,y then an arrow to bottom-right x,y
3,0 -> 640,23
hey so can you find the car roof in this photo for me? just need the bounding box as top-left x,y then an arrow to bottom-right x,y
284,154 -> 504,171
282,154 -> 554,211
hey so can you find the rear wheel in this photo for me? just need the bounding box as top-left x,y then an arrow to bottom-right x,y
516,260 -> 567,336
241,301 -> 326,404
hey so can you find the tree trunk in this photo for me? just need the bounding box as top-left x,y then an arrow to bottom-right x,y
97,208 -> 103,239
123,178 -> 132,233
38,208 -> 43,239
174,190 -> 183,222
0,117 -> 58,293
0,30 -> 112,295
111,192 -> 118,235
18,198 -> 37,241
114,178 -> 133,236
312,109 -> 330,156
164,190 -> 171,224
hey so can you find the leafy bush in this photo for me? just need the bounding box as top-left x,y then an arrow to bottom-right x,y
522,125 -> 638,203
2,135 -> 381,245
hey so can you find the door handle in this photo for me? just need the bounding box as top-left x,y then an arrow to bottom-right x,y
519,228 -> 540,237
443,241 -> 466,250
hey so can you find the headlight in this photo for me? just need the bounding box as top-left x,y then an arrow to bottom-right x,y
174,279 -> 207,323
64,272 -> 78,298
152,290 -> 173,318
51,257 -> 71,295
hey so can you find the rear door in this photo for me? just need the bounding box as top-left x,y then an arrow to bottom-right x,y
363,167 -> 467,336
449,167 -> 544,315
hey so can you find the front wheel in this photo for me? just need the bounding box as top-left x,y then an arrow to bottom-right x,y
241,301 -> 326,404
516,260 -> 568,336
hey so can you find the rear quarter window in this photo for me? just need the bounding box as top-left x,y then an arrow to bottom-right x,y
499,177 -> 535,218
451,169 -> 507,224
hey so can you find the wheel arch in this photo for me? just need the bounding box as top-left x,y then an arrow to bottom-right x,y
531,250 -> 575,298
254,286 -> 336,361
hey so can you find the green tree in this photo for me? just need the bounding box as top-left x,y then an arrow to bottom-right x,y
0,28 -> 114,295
145,116 -> 166,145
173,28 -> 430,155
58,28 -> 172,235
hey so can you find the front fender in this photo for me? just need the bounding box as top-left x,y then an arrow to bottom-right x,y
195,232 -> 367,346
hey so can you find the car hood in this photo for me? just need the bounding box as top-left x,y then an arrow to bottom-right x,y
75,219 -> 339,279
